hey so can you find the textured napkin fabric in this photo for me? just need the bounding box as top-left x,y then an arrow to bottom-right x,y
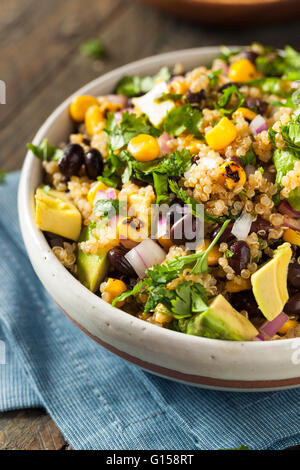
1,171 -> 300,450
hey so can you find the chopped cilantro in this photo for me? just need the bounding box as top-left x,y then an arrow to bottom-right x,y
240,145 -> 257,167
215,85 -> 244,116
80,39 -> 106,59
255,45 -> 300,80
225,249 -> 234,258
164,104 -> 203,138
155,92 -> 183,103
208,69 -> 221,88
27,139 -> 63,162
217,46 -> 240,64
112,281 -> 143,307
93,199 -> 127,218
115,67 -> 171,97
258,167 -> 264,174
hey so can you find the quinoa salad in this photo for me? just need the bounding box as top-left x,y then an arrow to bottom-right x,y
30,44 -> 300,342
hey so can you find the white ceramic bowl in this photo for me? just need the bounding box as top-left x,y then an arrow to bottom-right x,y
18,47 -> 300,392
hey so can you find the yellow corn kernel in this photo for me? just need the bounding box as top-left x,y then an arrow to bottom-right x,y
85,105 -> 105,136
117,216 -> 148,243
168,79 -> 189,95
283,228 -> 300,246
154,303 -> 173,324
232,107 -> 257,121
196,239 -> 221,266
184,137 -> 202,155
205,117 -> 237,150
87,181 -> 109,203
69,95 -> 99,122
218,160 -> 247,190
102,278 -> 127,307
278,320 -> 299,335
158,233 -> 173,251
226,278 -> 252,293
228,59 -> 257,82
128,134 -> 160,162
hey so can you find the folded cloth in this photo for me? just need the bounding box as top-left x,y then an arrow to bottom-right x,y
1,171 -> 300,450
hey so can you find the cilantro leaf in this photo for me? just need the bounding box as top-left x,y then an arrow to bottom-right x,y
0,170 -> 6,184
93,199 -> 127,218
240,145 -> 256,167
80,39 -> 106,59
255,45 -> 300,80
105,112 -> 160,151
164,104 -> 203,138
115,67 -> 171,97
156,93 -> 183,103
273,148 -> 298,185
112,281 -> 143,307
27,139 -> 63,162
215,85 -> 244,116
217,46 -> 240,64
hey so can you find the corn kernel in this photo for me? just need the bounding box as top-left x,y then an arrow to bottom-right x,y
102,278 -> 127,307
283,228 -> 300,246
158,233 -> 173,251
87,181 -> 109,203
232,107 -> 257,121
218,160 -> 247,190
128,134 -> 160,162
184,136 -> 202,155
228,59 -> 257,82
85,105 -> 105,135
69,95 -> 99,122
168,79 -> 189,95
117,216 -> 148,242
226,278 -> 252,293
205,117 -> 237,150
196,239 -> 221,266
278,319 -> 299,335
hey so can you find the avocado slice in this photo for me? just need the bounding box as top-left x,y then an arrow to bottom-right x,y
251,242 -> 292,321
76,225 -> 108,293
35,187 -> 82,241
176,294 -> 258,341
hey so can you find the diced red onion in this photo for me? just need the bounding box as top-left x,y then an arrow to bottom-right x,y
279,201 -> 300,219
158,132 -> 173,156
106,94 -> 128,108
283,215 -> 300,232
94,188 -> 118,204
253,334 -> 265,341
156,216 -> 168,239
259,312 -> 289,338
169,75 -> 185,83
114,107 -> 134,123
211,58 -> 229,75
250,115 -> 267,135
231,213 -> 253,240
125,239 -> 166,278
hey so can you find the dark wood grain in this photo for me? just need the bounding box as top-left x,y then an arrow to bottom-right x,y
0,0 -> 300,450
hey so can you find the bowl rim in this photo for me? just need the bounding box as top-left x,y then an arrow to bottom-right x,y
18,45 -> 300,364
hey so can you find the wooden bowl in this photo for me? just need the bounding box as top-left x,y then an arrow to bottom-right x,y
139,0 -> 300,25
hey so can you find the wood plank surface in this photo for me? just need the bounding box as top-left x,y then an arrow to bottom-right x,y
0,0 -> 300,450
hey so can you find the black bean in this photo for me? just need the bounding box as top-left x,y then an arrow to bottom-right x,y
228,240 -> 250,274
285,293 -> 300,316
242,50 -> 259,64
250,217 -> 271,239
230,291 -> 260,318
84,148 -> 104,180
130,175 -> 148,187
212,222 -> 236,244
58,143 -> 84,177
186,89 -> 206,104
170,213 -> 200,245
43,231 -> 71,248
167,203 -> 188,227
108,246 -> 137,277
244,97 -> 268,115
288,263 -> 300,289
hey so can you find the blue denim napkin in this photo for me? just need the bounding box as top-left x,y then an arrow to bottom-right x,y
1,171 -> 300,450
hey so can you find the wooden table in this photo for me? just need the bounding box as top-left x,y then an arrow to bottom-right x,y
1,0 -> 300,450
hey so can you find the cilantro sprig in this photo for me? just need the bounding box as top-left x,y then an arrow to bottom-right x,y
214,85 -> 244,116
93,199 -> 127,218
115,67 -> 171,97
164,104 -> 203,138
27,139 -> 63,162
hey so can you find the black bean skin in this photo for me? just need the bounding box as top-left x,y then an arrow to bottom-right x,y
230,291 -> 260,318
244,97 -> 268,115
58,143 -> 84,177
186,89 -> 206,104
43,231 -> 72,248
84,148 -> 104,180
170,213 -> 199,245
250,217 -> 271,239
108,246 -> 137,277
288,263 -> 300,289
228,240 -> 250,274
242,50 -> 259,64
212,222 -> 236,244
285,293 -> 300,316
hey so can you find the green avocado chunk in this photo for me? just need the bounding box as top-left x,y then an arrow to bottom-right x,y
177,294 -> 258,341
76,225 -> 108,293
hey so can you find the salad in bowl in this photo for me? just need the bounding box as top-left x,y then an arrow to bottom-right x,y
28,43 -> 300,343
